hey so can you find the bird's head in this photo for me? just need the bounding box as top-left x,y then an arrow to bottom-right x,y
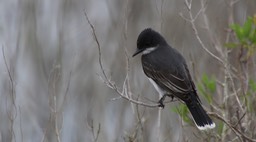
133,28 -> 166,57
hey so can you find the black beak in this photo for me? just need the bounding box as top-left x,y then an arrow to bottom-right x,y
132,48 -> 144,57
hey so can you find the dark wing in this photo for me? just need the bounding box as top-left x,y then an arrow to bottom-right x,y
142,61 -> 193,95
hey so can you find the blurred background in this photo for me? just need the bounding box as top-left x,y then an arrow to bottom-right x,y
0,0 -> 256,142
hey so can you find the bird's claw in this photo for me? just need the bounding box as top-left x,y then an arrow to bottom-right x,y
158,100 -> 165,108
158,94 -> 167,108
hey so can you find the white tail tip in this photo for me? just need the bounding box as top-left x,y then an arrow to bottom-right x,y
197,122 -> 216,130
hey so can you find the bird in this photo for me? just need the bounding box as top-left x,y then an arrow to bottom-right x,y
132,28 -> 215,130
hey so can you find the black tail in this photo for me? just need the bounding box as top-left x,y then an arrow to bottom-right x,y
185,95 -> 215,130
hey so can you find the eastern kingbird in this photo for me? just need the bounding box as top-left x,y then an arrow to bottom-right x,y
133,28 -> 215,130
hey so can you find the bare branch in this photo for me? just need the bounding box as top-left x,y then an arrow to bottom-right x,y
184,0 -> 192,10
208,112 -> 256,142
19,107 -> 24,142
84,10 -> 161,108
2,45 -> 17,142
2,46 -> 15,100
87,120 -> 101,142
83,10 -> 108,81
182,0 -> 224,64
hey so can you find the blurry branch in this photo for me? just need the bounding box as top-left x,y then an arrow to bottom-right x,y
41,115 -> 51,142
2,46 -> 15,107
157,107 -> 162,142
121,0 -> 135,113
19,107 -> 24,142
2,45 -> 17,142
180,0 -> 224,64
59,53 -> 75,112
83,10 -> 107,81
49,64 -> 61,142
87,120 -> 100,142
179,0 -> 253,141
181,0 -> 243,110
154,0 -> 165,32
83,10 -> 159,108
181,0 -> 244,113
43,60 -> 73,142
208,112 -> 256,142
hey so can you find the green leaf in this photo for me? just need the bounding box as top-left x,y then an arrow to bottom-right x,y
198,74 -> 215,103
205,75 -> 216,93
243,17 -> 253,38
249,79 -> 256,92
172,104 -> 191,124
224,42 -> 239,48
197,83 -> 205,95
201,73 -> 209,83
181,104 -> 191,123
197,82 -> 211,103
250,29 -> 256,44
231,24 -> 244,41
172,106 -> 181,114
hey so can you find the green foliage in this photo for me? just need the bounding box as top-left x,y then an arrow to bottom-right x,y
224,42 -> 239,48
230,16 -> 256,45
249,79 -> 256,92
172,103 -> 191,124
217,121 -> 224,136
226,16 -> 256,59
246,79 -> 256,112
197,73 -> 216,103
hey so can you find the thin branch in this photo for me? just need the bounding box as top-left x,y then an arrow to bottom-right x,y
182,0 -> 224,64
106,82 -> 159,108
157,107 -> 162,142
2,45 -> 17,142
84,10 -> 160,108
234,111 -> 246,128
59,52 -> 76,112
121,0 -> 136,114
41,114 -> 52,142
19,107 -> 24,142
224,0 -> 243,111
2,46 -> 15,101
87,120 -> 101,142
208,112 -> 256,142
83,10 -> 108,81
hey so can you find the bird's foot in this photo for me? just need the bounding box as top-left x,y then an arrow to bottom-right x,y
170,95 -> 174,101
158,101 -> 165,108
158,95 -> 166,108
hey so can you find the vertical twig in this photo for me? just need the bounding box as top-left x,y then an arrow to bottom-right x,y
53,65 -> 61,142
183,0 -> 224,64
157,107 -> 162,142
2,45 -> 17,142
19,107 -> 23,142
47,64 -> 61,142
180,0 -> 250,141
121,0 -> 136,114
84,9 -> 160,108
83,10 -> 108,81
87,120 -> 101,142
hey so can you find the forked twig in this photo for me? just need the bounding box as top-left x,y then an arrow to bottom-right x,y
208,112 -> 256,142
83,10 -> 159,108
